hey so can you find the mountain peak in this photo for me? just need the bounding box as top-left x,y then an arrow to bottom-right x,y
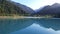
52,3 -> 60,5
35,3 -> 60,18
52,3 -> 60,7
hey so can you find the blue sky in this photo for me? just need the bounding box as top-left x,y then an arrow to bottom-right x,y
12,0 -> 60,10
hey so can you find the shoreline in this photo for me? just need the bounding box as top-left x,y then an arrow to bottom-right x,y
0,16 -> 46,19
0,16 -> 59,19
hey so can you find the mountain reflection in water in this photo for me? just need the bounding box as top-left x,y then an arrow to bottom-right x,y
0,18 -> 34,34
11,23 -> 60,34
36,18 -> 60,30
11,18 -> 60,34
0,18 -> 60,34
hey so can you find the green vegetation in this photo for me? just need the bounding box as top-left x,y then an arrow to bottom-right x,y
0,0 -> 30,16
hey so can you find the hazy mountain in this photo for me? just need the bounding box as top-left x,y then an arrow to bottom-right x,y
0,0 -> 34,16
36,3 -> 60,17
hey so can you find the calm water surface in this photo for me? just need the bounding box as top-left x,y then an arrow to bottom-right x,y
0,18 -> 60,34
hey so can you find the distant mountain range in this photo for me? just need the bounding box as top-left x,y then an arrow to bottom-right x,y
0,0 -> 34,16
35,3 -> 60,18
0,0 -> 60,18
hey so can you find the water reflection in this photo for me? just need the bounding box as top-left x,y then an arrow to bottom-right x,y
11,18 -> 60,34
0,19 -> 34,34
36,18 -> 60,30
11,23 -> 60,34
0,18 -> 60,34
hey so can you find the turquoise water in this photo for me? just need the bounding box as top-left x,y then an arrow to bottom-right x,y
0,18 -> 60,34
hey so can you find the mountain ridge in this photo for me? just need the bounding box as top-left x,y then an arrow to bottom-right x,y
0,0 -> 34,16
35,3 -> 60,17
